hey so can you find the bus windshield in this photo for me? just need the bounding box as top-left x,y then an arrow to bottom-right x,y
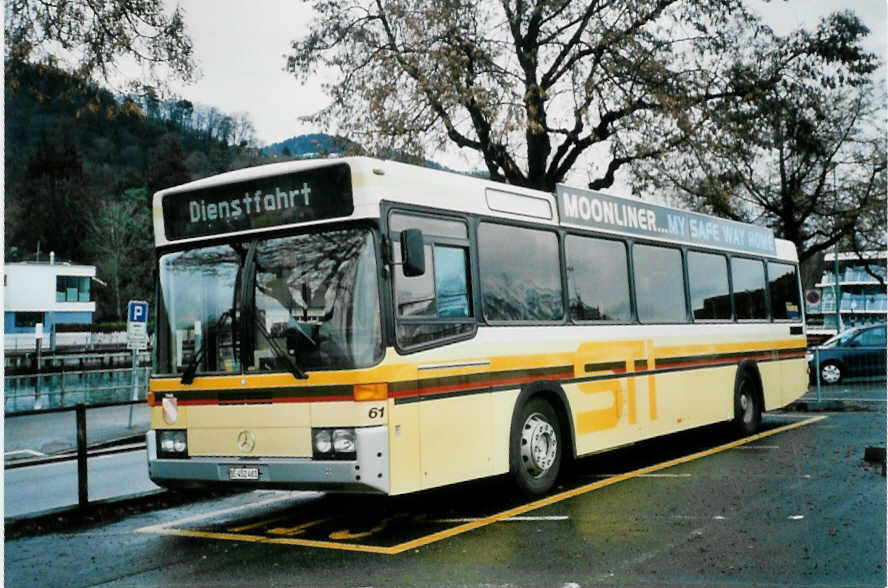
154,227 -> 383,376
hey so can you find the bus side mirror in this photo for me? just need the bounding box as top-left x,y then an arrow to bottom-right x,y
400,229 -> 425,277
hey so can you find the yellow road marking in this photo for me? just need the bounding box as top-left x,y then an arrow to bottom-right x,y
136,415 -> 826,555
384,416 -> 826,555
267,518 -> 331,536
329,519 -> 391,540
135,493 -> 300,535
228,514 -> 293,533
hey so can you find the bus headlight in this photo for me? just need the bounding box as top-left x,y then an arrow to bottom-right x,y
157,429 -> 188,459
333,429 -> 357,454
313,429 -> 332,455
312,428 -> 357,460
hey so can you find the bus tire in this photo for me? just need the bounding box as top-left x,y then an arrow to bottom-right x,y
733,370 -> 762,436
510,397 -> 562,496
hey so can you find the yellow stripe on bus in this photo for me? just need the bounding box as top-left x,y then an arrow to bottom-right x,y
149,338 -> 805,394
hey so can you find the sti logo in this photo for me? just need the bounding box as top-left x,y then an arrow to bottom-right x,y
128,301 -> 148,323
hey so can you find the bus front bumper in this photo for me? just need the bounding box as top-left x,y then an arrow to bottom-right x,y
146,426 -> 390,494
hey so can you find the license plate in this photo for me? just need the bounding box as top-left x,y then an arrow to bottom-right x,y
228,466 -> 260,480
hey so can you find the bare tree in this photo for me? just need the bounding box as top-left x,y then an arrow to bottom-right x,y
88,192 -> 151,320
287,0 -> 802,191
633,11 -> 884,267
5,0 -> 197,93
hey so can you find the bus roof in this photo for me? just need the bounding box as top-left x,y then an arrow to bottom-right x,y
152,157 -> 793,261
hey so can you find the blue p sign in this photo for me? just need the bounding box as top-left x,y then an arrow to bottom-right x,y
128,301 -> 148,323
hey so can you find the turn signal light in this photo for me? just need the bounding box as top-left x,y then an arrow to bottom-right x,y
353,383 -> 387,401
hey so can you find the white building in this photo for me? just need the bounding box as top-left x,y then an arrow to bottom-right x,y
807,250 -> 887,336
4,258 -> 97,348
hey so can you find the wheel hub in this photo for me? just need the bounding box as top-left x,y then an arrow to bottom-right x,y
821,364 -> 841,384
740,393 -> 752,423
521,413 -> 557,478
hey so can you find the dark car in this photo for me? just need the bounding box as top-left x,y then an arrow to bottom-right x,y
808,323 -> 887,384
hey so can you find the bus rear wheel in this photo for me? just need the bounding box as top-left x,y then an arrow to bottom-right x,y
510,397 -> 562,496
733,371 -> 761,436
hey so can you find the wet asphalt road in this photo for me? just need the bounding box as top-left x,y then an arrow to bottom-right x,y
4,407 -> 886,587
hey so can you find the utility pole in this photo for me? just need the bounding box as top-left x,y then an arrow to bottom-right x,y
832,169 -> 843,333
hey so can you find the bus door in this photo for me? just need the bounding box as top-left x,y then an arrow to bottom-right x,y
387,207 -> 482,489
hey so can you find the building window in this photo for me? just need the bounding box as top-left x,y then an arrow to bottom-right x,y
56,276 -> 91,302
15,312 -> 44,328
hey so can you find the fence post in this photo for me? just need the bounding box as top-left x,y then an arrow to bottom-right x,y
128,349 -> 137,427
35,338 -> 42,410
814,347 -> 822,402
60,369 -> 66,407
76,403 -> 89,508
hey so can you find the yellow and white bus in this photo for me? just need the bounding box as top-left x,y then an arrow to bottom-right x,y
147,157 -> 807,496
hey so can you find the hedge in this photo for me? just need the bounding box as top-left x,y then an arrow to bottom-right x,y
54,322 -> 155,334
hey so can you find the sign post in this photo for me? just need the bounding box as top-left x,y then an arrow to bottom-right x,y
126,301 -> 149,427
35,323 -> 44,409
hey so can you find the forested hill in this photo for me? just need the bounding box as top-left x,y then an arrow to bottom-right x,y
263,134 -> 357,157
4,63 -> 304,321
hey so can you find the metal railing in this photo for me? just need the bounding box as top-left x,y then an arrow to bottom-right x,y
4,367 -> 151,413
5,401 -> 149,512
807,346 -> 887,402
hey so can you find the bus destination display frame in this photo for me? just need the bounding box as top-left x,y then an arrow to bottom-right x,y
162,163 -> 354,241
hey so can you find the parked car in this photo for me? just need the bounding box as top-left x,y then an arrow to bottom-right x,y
807,323 -> 887,384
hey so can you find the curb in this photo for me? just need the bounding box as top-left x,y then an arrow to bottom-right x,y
4,488 -> 166,527
788,400 -> 846,412
91,433 -> 147,449
5,487 -> 244,539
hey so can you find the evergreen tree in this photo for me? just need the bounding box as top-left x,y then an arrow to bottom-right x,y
146,134 -> 191,195
10,138 -> 99,262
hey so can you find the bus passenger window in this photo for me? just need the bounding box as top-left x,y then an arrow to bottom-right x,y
633,244 -> 687,323
688,251 -> 731,320
479,223 -> 563,322
767,262 -> 801,320
732,258 -> 768,320
566,235 -> 631,322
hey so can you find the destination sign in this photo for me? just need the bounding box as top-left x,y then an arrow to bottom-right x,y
162,163 -> 354,241
555,185 -> 776,256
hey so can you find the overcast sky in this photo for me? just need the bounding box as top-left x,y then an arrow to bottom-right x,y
167,0 -> 887,153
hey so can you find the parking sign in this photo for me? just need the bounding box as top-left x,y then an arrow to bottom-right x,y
128,300 -> 148,323
127,300 -> 149,349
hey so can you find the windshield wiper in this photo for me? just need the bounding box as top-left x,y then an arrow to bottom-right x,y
251,314 -> 308,380
180,309 -> 233,385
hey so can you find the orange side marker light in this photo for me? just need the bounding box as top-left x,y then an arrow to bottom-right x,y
353,383 -> 388,401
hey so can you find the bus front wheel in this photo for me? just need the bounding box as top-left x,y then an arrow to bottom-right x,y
510,397 -> 562,496
733,371 -> 762,436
